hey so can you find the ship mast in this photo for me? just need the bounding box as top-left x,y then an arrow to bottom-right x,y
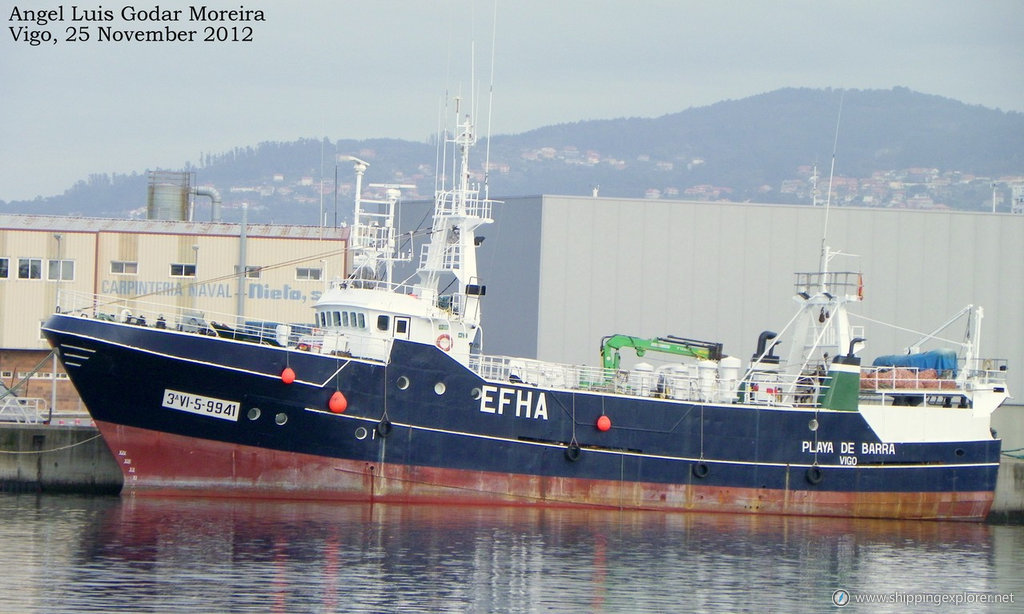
416,97 -> 494,327
342,155 -> 413,287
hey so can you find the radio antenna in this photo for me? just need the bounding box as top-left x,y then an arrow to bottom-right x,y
483,0 -> 497,200
820,91 -> 844,273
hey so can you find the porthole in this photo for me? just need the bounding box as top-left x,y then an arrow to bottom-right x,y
354,426 -> 368,440
955,448 -> 966,457
470,387 -> 482,400
247,407 -> 261,421
275,412 -> 288,426
434,382 -> 446,395
808,419 -> 819,432
396,376 -> 410,390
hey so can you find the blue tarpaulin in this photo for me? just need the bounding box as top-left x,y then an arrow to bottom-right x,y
871,348 -> 958,376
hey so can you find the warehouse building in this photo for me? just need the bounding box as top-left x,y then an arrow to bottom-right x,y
0,213 -> 347,415
451,196 -> 1024,425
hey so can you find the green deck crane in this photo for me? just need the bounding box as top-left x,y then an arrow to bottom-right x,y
600,334 -> 724,371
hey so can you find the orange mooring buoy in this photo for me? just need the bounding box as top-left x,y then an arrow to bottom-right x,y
281,367 -> 296,384
329,390 -> 348,413
597,415 -> 611,432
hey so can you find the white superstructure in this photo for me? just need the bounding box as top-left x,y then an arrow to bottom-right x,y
310,102 -> 495,364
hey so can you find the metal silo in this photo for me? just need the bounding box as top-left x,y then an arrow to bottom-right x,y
147,171 -> 190,220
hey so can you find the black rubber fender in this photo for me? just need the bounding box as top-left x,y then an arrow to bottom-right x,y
806,466 -> 824,485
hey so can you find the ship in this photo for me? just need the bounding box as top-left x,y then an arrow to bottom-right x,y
42,105 -> 1009,521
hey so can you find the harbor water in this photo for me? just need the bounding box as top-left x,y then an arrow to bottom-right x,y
2,494 -> 1023,613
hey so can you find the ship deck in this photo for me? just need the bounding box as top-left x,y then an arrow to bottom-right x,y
53,290 -> 1008,411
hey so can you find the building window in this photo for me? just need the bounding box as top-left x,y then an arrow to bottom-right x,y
0,258 -> 8,278
170,263 -> 196,277
296,267 -> 322,281
48,259 -> 75,281
18,258 -> 41,279
236,265 -> 262,279
111,261 -> 138,275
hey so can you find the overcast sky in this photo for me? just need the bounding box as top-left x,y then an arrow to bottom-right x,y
1,0 -> 1021,202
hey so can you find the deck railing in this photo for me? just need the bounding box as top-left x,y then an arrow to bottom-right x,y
55,290 -> 311,347
55,291 -> 1004,409
468,354 -> 829,408
859,361 -> 1007,392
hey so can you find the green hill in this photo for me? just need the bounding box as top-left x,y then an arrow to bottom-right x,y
3,87 -> 1021,223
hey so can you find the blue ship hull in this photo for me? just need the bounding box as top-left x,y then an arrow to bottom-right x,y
43,313 -> 1000,520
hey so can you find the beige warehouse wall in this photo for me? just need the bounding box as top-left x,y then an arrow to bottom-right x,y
92,233 -> 346,326
0,230 -> 97,348
0,219 -> 347,350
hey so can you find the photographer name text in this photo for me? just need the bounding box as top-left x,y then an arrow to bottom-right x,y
8,5 -> 266,45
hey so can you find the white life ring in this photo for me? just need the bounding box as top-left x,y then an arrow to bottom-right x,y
436,334 -> 452,352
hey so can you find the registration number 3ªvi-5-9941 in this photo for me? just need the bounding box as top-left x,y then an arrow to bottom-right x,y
162,389 -> 240,422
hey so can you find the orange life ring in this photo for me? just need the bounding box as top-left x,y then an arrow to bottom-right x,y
436,334 -> 452,352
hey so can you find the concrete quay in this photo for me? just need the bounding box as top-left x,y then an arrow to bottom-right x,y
0,421 -> 122,494
989,456 -> 1024,523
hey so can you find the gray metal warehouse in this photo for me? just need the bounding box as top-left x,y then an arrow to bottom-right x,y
458,195 -> 1023,439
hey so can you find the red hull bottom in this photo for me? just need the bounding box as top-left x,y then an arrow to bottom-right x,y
99,421 -> 994,521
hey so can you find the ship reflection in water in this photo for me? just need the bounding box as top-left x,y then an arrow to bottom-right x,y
2,495 -> 1022,612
